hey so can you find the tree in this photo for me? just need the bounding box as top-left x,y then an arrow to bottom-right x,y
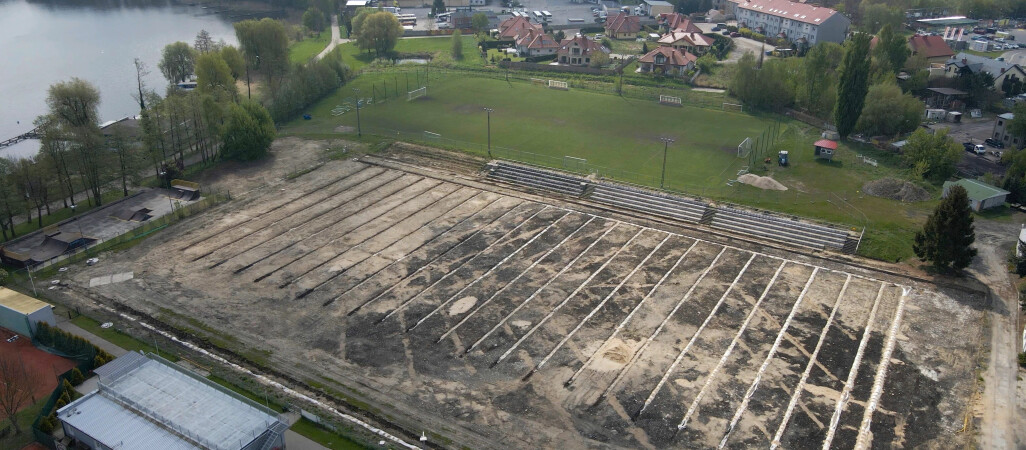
873,24 -> 909,74
195,52 -> 238,103
914,185 -> 977,271
234,19 -> 291,92
432,0 -> 446,15
158,41 -> 196,84
0,353 -> 32,435
353,10 -> 403,56
797,42 -> 843,117
1009,102 -> 1026,142
859,2 -> 903,33
132,58 -> 150,111
195,29 -> 215,53
451,29 -> 464,59
221,100 -> 276,161
834,33 -> 872,139
589,51 -> 610,68
303,7 -> 327,34
46,78 -> 106,206
900,128 -> 961,182
108,127 -> 141,197
472,12 -> 489,34
957,68 -> 997,107
856,82 -> 924,137
220,46 -> 246,80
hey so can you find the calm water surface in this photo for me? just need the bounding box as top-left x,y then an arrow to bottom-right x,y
0,0 -> 237,158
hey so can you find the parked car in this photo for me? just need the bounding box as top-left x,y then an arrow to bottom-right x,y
985,138 -> 1005,148
722,30 -> 730,35
712,26 -> 720,31
730,32 -> 740,37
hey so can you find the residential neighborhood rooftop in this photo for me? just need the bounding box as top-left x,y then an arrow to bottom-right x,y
734,0 -> 840,25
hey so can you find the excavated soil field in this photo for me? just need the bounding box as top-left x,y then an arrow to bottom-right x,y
57,157 -> 985,449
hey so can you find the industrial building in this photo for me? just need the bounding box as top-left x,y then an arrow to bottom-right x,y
0,287 -> 55,337
943,179 -> 1009,212
58,352 -> 287,450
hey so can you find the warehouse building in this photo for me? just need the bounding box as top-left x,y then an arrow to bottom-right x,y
58,352 -> 287,450
0,287 -> 55,337
943,179 -> 1009,211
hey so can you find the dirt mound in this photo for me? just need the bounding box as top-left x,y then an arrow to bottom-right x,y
738,173 -> 788,191
862,178 -> 931,202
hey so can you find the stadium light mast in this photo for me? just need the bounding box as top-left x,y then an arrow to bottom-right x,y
484,108 -> 494,159
659,137 -> 674,189
354,88 -> 362,137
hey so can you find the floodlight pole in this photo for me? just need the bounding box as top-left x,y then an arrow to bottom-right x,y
484,108 -> 493,159
659,137 -> 674,189
354,88 -> 362,137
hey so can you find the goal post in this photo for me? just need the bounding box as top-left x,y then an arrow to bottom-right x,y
659,95 -> 682,106
723,102 -> 743,113
548,80 -> 568,90
408,86 -> 427,101
737,137 -> 752,158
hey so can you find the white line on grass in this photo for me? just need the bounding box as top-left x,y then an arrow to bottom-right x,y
770,274 -> 851,450
677,261 -> 788,431
437,216 -> 602,343
526,234 -> 673,377
490,228 -> 647,368
633,251 -> 753,416
853,286 -> 910,450
821,283 -> 888,450
718,268 -> 819,448
406,210 -> 574,331
464,223 -> 621,354
565,239 -> 698,387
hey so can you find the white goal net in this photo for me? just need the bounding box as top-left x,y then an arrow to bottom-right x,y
737,137 -> 752,157
548,80 -> 568,90
723,102 -> 743,113
659,95 -> 682,106
408,86 -> 427,101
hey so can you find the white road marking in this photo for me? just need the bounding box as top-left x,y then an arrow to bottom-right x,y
854,286 -> 910,450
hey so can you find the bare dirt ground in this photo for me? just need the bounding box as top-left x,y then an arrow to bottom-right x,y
42,143 -> 992,449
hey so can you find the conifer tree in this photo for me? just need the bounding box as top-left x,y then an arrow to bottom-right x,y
913,185 -> 977,271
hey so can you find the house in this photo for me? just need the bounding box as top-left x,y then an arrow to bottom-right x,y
657,30 -> 713,55
658,12 -> 702,33
945,52 -> 1026,93
942,179 -> 1009,211
642,0 -> 674,17
993,112 -> 1024,149
734,0 -> 850,45
908,34 -> 955,64
605,13 -> 641,39
516,28 -> 561,56
558,35 -> 608,65
497,15 -> 542,41
0,288 -> 55,337
813,139 -> 837,160
638,46 -> 698,76
58,352 -> 287,450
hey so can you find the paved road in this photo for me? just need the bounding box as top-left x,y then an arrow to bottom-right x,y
316,14 -> 349,60
695,22 -> 772,63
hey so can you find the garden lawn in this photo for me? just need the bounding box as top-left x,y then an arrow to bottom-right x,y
337,36 -> 484,71
282,72 -> 933,261
289,32 -> 333,64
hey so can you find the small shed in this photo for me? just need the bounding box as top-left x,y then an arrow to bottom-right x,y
813,139 -> 838,160
0,288 -> 55,337
943,179 -> 1010,211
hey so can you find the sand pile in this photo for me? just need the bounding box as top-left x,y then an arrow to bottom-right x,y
862,178 -> 931,202
738,173 -> 788,191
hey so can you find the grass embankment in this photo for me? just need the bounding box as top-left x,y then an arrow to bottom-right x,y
283,72 -> 933,261
70,315 -> 179,361
290,31 -> 334,64
290,417 -> 368,449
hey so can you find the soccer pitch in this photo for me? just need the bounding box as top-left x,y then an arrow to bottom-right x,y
289,72 -> 774,186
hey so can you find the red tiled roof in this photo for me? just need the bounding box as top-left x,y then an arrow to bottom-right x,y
813,139 -> 838,149
516,28 -> 560,50
605,13 -> 641,34
658,13 -> 702,33
560,35 -> 604,54
499,16 -> 542,40
908,34 -> 954,59
735,0 -> 839,25
657,30 -> 713,47
639,46 -> 697,66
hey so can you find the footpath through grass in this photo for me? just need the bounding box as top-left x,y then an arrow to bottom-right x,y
290,31 -> 334,64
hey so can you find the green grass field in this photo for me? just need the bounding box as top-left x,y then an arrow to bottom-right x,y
282,72 -> 932,261
338,37 -> 484,71
289,32 -> 333,64
290,418 -> 368,449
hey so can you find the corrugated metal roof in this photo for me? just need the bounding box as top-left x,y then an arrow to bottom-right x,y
59,392 -> 201,450
0,287 -> 50,315
945,179 -> 1010,200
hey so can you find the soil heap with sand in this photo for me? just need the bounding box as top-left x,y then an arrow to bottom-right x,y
862,178 -> 931,202
738,173 -> 788,191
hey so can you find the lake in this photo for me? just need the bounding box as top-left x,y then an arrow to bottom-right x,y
0,0 -> 239,159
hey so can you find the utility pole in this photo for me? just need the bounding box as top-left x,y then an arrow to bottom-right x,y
659,137 -> 674,189
354,88 -> 362,137
484,108 -> 494,159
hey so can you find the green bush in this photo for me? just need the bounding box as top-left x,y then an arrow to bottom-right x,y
69,367 -> 85,386
37,415 -> 55,433
54,398 -> 67,410
1019,352 -> 1026,368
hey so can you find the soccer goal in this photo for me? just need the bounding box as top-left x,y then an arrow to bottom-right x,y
408,86 -> 427,101
737,137 -> 752,157
723,102 -> 743,113
563,156 -> 587,172
659,95 -> 682,106
424,131 -> 441,140
548,80 -> 569,90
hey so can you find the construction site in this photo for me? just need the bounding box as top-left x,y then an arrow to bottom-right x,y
50,149 -> 986,449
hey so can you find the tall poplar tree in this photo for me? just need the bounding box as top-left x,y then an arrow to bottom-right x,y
834,33 -> 871,138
